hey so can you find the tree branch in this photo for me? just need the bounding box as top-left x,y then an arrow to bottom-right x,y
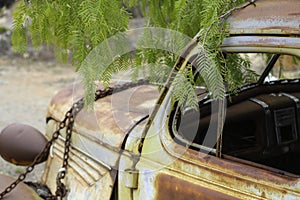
219,0 -> 256,19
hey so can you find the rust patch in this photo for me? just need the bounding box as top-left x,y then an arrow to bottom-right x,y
49,83 -> 84,107
48,82 -> 159,148
227,0 -> 300,35
184,147 -> 300,185
288,13 -> 300,16
155,174 -> 239,200
229,0 -> 299,20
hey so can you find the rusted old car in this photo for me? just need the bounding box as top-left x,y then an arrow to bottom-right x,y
1,0 -> 300,199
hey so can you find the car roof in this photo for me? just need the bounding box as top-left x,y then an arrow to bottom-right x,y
226,0 -> 300,36
221,0 -> 300,55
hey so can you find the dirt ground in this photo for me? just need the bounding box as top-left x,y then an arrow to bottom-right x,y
0,56 -> 77,181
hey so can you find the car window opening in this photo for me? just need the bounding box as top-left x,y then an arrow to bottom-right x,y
173,54 -> 300,176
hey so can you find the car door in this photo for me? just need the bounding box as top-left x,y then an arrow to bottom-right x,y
118,85 -> 300,200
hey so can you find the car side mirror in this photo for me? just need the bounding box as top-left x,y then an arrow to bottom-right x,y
0,123 -> 49,166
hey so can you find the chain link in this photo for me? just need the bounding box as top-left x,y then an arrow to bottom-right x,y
0,80 -> 149,200
0,108 -> 70,199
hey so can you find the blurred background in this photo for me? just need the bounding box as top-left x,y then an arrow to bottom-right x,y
0,2 -> 77,181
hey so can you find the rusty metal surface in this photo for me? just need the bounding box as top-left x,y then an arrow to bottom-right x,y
155,174 -> 239,200
44,82 -> 158,199
41,135 -> 116,200
132,77 -> 300,199
222,36 -> 300,56
160,101 -> 300,199
222,36 -> 300,49
136,117 -> 300,199
0,174 -> 42,200
47,82 -> 159,148
227,0 -> 300,35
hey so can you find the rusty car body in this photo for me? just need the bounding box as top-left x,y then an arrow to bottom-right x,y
1,0 -> 300,199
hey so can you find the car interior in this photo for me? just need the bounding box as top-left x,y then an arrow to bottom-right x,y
174,54 -> 300,175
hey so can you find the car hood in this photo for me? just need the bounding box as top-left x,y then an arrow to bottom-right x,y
46,81 -> 159,148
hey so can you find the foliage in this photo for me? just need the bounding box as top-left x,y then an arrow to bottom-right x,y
11,0 -> 257,110
0,26 -> 9,34
12,0 -> 129,65
131,0 -> 254,108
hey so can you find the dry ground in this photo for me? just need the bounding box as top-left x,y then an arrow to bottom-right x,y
0,56 -> 77,181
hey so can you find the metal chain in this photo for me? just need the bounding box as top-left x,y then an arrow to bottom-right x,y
0,106 -> 71,200
51,98 -> 84,200
0,79 -> 149,200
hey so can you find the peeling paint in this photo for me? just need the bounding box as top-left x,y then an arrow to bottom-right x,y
227,0 -> 300,35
